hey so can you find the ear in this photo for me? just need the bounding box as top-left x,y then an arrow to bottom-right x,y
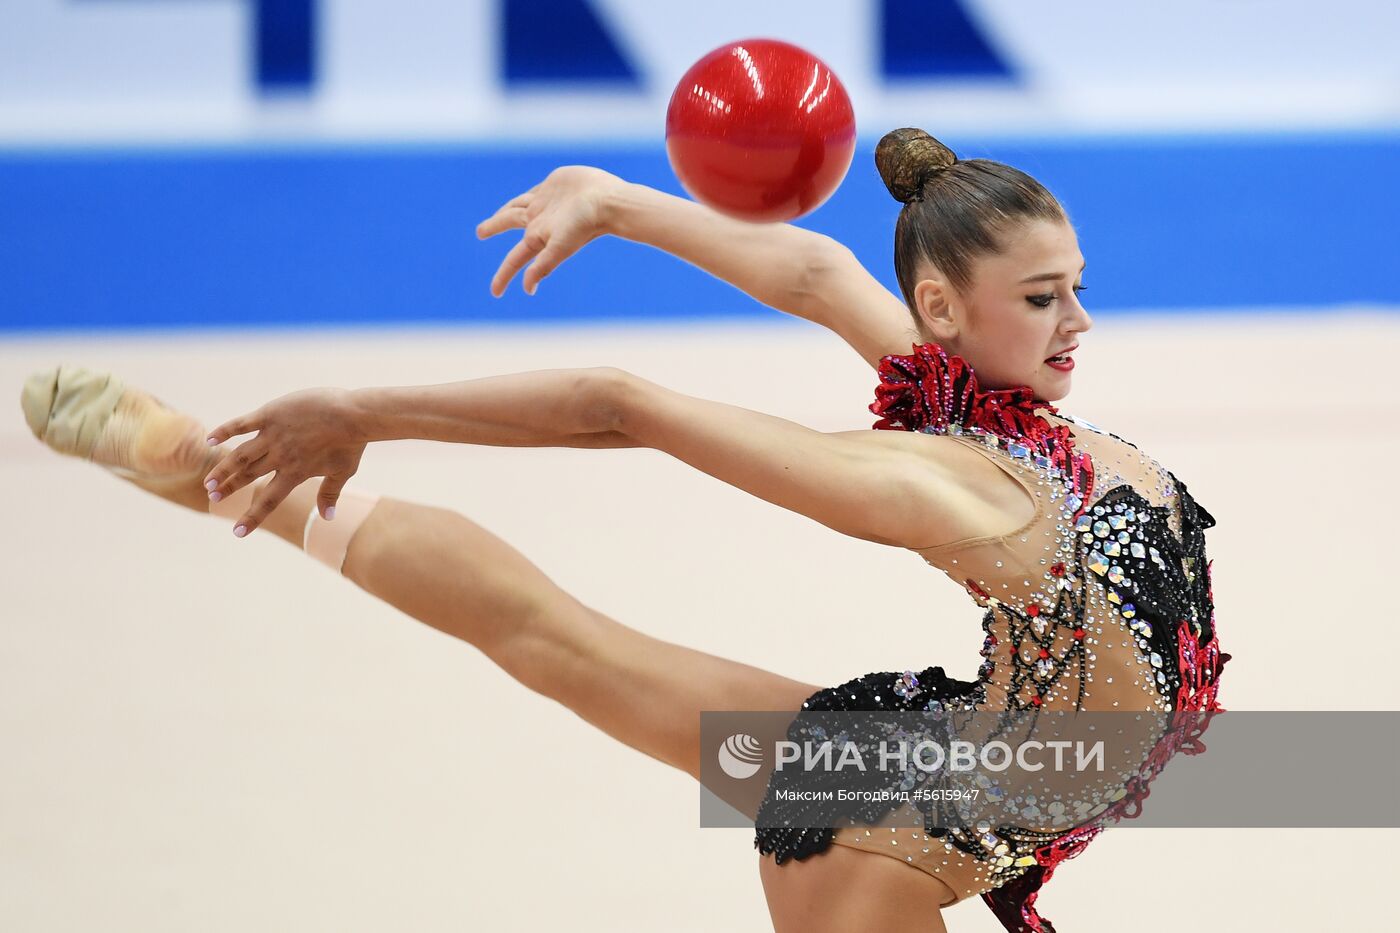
912,277 -> 960,343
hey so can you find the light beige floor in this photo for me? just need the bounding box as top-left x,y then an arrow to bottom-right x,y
2,313 -> 1397,932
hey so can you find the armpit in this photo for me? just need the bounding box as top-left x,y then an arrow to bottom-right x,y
904,435 -> 1044,553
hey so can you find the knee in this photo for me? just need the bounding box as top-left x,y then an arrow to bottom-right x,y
494,594 -> 600,691
580,366 -> 636,435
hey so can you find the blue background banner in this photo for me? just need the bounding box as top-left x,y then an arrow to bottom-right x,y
3,133 -> 1395,332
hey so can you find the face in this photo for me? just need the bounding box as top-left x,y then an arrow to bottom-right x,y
914,218 -> 1093,402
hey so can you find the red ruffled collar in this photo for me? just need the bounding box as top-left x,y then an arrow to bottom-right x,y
869,342 -> 1094,514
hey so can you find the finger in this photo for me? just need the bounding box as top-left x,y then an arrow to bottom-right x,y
476,188 -> 537,239
476,206 -> 528,240
316,472 -> 351,520
476,203 -> 531,240
203,438 -> 267,494
232,472 -> 299,538
490,229 -> 547,297
207,451 -> 270,504
521,230 -> 587,295
205,409 -> 264,447
202,438 -> 269,497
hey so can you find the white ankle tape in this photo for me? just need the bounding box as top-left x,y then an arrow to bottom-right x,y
303,489 -> 382,574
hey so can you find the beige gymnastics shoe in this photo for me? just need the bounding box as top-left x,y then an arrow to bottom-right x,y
21,365 -> 212,478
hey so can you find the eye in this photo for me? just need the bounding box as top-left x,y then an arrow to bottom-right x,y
1027,282 -> 1088,309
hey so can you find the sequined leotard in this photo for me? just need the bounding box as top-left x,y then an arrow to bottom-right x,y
753,343 -> 1231,932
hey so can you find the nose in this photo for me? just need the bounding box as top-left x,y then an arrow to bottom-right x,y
1065,295 -> 1093,335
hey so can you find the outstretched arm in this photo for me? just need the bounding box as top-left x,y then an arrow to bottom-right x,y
477,167 -> 917,369
202,367 -> 983,547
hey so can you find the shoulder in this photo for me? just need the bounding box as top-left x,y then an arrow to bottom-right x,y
858,343 -> 1064,546
830,428 -> 1044,548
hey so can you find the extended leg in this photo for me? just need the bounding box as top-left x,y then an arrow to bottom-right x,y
21,365 -> 821,781
342,497 -> 818,778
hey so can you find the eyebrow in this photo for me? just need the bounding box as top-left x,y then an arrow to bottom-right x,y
1020,261 -> 1087,284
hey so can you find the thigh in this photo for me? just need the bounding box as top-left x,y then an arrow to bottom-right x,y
829,824 -> 998,905
342,496 -> 822,782
533,603 -> 824,782
758,842 -> 952,933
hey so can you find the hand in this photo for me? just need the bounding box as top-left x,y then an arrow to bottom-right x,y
202,387 -> 367,538
476,165 -> 627,296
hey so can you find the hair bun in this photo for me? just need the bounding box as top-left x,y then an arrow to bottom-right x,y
875,128 -> 958,204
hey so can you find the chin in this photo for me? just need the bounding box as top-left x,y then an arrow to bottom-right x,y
1038,376 -> 1071,402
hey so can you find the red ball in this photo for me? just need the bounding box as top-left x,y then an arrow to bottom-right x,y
666,39 -> 856,223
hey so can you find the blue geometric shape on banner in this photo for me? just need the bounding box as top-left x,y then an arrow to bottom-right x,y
503,0 -> 640,86
254,0 -> 316,92
880,0 -> 1015,80
74,0 -> 317,94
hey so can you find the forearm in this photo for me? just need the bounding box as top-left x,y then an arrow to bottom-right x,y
607,183 -> 916,369
349,367 -> 634,448
606,182 -> 837,323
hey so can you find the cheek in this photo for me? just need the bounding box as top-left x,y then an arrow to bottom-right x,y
966,303 -> 1049,375
970,303 -> 1022,345
1003,316 -> 1049,363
